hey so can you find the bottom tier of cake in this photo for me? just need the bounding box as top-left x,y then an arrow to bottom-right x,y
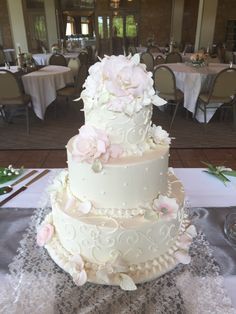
38,170 -> 196,290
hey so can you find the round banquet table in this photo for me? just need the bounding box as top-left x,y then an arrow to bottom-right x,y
32,52 -> 79,66
163,62 -> 233,122
21,65 -> 74,119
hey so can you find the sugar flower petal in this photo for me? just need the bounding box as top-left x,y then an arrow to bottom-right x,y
37,223 -> 54,247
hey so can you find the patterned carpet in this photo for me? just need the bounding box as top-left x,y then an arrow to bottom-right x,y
0,100 -> 236,149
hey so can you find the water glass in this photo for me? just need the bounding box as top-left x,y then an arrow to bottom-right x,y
224,212 -> 236,245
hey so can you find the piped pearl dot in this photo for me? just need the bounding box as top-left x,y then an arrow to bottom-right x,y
124,166 -> 128,169
145,167 -> 149,172
123,182 -> 128,187
161,156 -> 164,159
160,172 -> 163,176
168,154 -> 170,157
144,186 -> 147,190
101,191 -> 106,195
122,202 -> 127,206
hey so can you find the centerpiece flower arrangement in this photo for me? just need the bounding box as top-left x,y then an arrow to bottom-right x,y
190,52 -> 208,67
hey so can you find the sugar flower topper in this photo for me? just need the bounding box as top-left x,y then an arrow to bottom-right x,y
202,161 -> 236,186
149,125 -> 171,145
37,223 -> 54,247
72,125 -> 123,166
80,54 -> 166,115
153,195 -> 178,218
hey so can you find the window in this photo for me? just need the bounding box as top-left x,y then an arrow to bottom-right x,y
126,15 -> 137,37
66,16 -> 75,36
98,16 -> 104,38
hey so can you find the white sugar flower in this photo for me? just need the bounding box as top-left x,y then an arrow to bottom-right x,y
149,125 -> 171,145
153,195 -> 178,218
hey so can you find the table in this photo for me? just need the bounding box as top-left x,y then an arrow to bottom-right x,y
164,62 -> 232,122
0,168 -> 236,311
33,52 -> 79,66
21,65 -> 74,119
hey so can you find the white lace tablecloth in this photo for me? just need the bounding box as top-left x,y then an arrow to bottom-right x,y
165,63 -> 232,122
32,52 -> 79,66
21,65 -> 74,119
0,168 -> 236,313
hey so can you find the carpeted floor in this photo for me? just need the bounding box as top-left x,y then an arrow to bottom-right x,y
0,100 -> 236,149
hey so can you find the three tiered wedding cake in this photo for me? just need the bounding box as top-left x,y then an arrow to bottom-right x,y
37,54 -> 196,290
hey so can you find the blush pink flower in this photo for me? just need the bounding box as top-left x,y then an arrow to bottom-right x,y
153,195 -> 178,218
37,223 -> 54,246
102,55 -> 152,100
69,254 -> 87,286
72,125 -> 123,163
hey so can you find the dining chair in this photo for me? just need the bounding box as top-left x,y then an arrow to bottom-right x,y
140,52 -> 154,72
49,53 -> 67,67
153,65 -> 184,130
147,46 -> 162,54
154,55 -> 165,66
194,67 -> 236,126
85,45 -> 94,65
0,69 -> 32,134
165,52 -> 183,63
128,46 -> 137,56
0,46 -> 6,66
57,63 -> 88,104
78,51 -> 88,65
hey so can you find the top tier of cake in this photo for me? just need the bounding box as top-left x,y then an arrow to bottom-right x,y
80,54 -> 165,156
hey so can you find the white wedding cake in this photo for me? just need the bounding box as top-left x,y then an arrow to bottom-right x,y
37,54 -> 196,290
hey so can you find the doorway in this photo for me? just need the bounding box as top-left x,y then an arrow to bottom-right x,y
96,12 -> 138,57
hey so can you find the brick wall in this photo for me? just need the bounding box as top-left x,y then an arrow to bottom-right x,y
214,0 -> 236,49
139,0 -> 172,47
182,0 -> 199,47
0,0 -> 13,48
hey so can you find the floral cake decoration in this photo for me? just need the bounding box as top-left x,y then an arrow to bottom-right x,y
79,54 -> 166,115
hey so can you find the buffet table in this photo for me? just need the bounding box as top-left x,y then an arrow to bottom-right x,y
0,168 -> 236,313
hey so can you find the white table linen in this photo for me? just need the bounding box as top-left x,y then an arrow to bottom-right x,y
33,52 -> 79,66
0,65 -> 19,73
0,168 -> 235,209
165,63 -> 231,122
21,65 -> 74,119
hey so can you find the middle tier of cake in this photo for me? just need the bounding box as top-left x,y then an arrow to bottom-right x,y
67,137 -> 169,210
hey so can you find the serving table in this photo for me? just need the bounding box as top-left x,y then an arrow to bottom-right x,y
0,168 -> 236,313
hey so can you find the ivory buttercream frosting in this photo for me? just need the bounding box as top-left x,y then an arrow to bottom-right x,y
38,54 -> 196,290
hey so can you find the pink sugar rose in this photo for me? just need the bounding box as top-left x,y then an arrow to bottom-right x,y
73,125 -> 110,163
72,125 -> 123,163
37,223 -> 54,246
